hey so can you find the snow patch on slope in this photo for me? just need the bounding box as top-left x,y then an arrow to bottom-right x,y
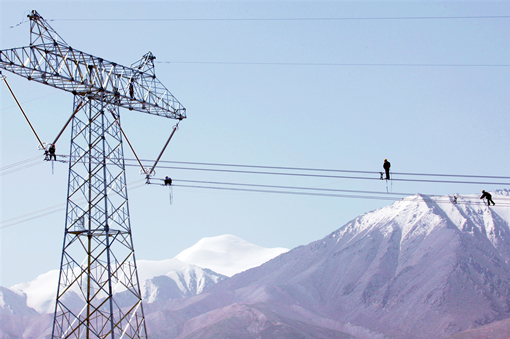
11,270 -> 59,314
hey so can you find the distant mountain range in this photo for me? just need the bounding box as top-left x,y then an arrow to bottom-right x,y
1,190 -> 510,338
143,190 -> 510,339
1,234 -> 288,315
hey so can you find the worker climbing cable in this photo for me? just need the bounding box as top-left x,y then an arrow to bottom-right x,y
480,190 -> 496,206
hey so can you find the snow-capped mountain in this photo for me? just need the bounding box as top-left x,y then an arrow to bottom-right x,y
4,234 -> 287,314
2,191 -> 510,339
138,258 -> 225,304
174,234 -> 289,277
6,258 -> 225,315
144,190 -> 510,338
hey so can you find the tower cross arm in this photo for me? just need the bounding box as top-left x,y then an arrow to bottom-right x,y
0,10 -> 185,120
0,45 -> 186,120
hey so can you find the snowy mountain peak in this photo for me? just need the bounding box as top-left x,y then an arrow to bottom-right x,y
174,234 -> 289,277
207,191 -> 510,338
6,234 -> 287,314
335,190 -> 510,250
2,192 -> 509,338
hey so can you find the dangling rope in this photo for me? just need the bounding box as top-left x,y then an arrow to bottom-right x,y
1,73 -> 46,150
384,170 -> 393,193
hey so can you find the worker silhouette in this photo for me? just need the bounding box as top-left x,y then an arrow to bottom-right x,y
164,176 -> 172,186
383,159 -> 391,180
48,144 -> 57,161
129,82 -> 135,98
480,190 -> 495,206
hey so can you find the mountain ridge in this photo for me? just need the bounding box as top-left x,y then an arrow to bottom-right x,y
3,234 -> 288,315
1,191 -> 509,338
154,191 -> 510,338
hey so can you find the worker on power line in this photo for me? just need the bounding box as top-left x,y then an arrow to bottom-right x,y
383,159 -> 391,180
480,190 -> 495,206
164,176 -> 172,186
48,143 -> 57,161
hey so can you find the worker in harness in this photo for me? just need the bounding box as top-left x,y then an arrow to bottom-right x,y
48,143 -> 57,161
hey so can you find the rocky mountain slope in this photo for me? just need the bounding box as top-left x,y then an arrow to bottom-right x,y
447,317 -> 510,339
2,191 -> 510,338
145,191 -> 510,338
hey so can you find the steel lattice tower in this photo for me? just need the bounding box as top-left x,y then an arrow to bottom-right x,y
53,97 -> 144,338
0,10 -> 185,339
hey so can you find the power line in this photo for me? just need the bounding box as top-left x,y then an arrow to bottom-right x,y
132,158 -> 378,175
128,163 -> 510,186
172,183 -> 408,201
3,176 -> 509,229
2,151 -> 509,222
50,15 -> 510,22
163,180 -> 510,206
171,179 -> 414,197
0,206 -> 66,229
0,156 -> 44,176
0,202 -> 63,224
167,178 -> 510,203
0,155 -> 41,171
156,61 -> 510,67
172,184 -> 510,205
0,161 -> 44,176
0,179 -> 146,229
129,158 -> 510,180
1,156 -> 506,222
0,92 -> 59,111
3,155 -> 509,186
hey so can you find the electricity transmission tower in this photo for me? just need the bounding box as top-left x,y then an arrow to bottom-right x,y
0,11 -> 185,338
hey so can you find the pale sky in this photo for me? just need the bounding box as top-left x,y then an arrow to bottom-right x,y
1,1 -> 509,287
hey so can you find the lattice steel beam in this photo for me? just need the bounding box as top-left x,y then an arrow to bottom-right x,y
52,95 -> 147,339
0,11 -> 186,120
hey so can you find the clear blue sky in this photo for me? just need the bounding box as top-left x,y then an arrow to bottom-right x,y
1,1 -> 509,287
